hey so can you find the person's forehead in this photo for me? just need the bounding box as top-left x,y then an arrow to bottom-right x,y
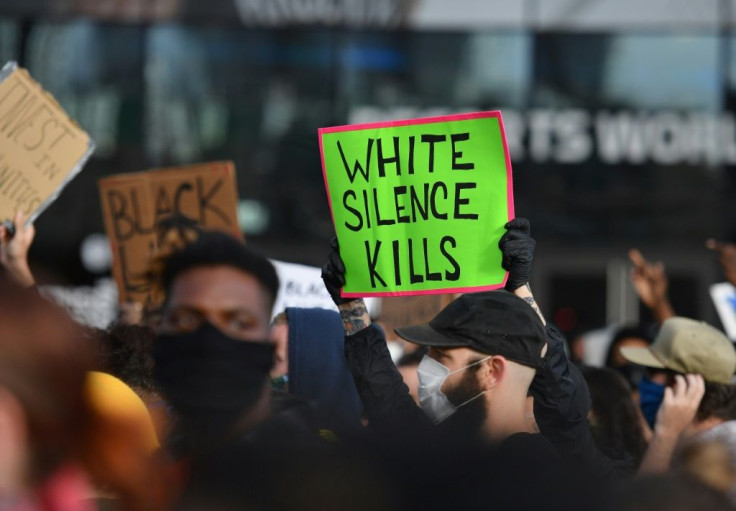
167,265 -> 268,314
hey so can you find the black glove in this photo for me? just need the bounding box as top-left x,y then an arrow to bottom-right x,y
321,237 -> 353,305
498,217 -> 535,291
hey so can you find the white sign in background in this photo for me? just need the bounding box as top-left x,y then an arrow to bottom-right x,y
270,260 -> 380,320
710,282 -> 736,341
40,261 -> 381,328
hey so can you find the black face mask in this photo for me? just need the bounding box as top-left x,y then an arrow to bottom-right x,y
153,322 -> 275,419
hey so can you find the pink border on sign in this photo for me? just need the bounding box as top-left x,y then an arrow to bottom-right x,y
318,110 -> 515,298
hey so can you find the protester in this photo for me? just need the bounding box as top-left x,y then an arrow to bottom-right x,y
615,474 -> 734,511
322,218 -> 621,482
269,311 -> 290,390
583,367 -> 649,473
268,307 -> 363,435
99,324 -> 170,442
82,371 -> 160,511
676,438 -> 736,500
0,275 -> 95,510
604,324 -> 655,390
151,230 -> 319,449
620,317 -> 736,474
150,229 -> 335,508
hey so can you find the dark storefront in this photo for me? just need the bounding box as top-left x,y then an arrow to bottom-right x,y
1,0 -> 734,335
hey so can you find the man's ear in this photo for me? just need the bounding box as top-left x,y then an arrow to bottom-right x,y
479,356 -> 507,391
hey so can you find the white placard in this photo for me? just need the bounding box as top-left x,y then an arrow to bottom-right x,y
710,282 -> 736,341
271,260 -> 380,320
40,261 -> 381,328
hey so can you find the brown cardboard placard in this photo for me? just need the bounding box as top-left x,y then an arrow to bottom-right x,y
0,61 -> 95,223
99,161 -> 241,306
376,293 -> 457,341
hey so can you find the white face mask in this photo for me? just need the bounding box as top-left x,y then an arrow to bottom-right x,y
417,354 -> 491,424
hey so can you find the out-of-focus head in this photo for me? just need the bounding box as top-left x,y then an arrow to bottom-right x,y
606,325 -> 654,368
606,324 -> 654,390
158,230 -> 279,341
100,323 -> 170,441
0,279 -> 92,490
676,439 -> 736,497
83,371 -> 159,496
620,317 -> 735,384
102,323 -> 157,394
583,367 -> 648,469
616,474 -> 733,511
152,232 -> 278,445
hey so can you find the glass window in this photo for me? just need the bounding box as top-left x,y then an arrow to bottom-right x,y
523,32 -> 725,244
0,18 -> 19,63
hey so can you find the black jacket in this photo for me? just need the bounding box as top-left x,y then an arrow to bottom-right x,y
344,323 -> 621,480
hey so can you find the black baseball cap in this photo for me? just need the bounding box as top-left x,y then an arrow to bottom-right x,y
394,291 -> 547,368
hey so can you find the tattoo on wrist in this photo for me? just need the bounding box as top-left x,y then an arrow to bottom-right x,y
340,301 -> 369,335
521,290 -> 543,318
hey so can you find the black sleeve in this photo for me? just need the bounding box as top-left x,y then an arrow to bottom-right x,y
531,324 -> 621,481
344,324 -> 432,438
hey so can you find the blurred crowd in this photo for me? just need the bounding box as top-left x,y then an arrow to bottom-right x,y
1,208 -> 736,511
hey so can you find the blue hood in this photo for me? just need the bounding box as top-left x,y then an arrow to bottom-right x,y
286,307 -> 363,433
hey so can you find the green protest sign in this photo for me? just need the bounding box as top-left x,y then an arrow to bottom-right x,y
319,111 -> 514,297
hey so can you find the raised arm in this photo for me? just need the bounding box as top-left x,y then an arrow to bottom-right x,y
321,237 -> 430,437
638,374 -> 705,474
629,249 -> 675,324
501,218 -> 620,479
499,217 -> 546,325
0,212 -> 36,288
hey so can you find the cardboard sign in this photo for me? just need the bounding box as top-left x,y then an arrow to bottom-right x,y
0,61 -> 95,222
99,161 -> 241,305
270,260 -> 380,320
319,111 -> 514,297
710,282 -> 736,341
376,293 -> 457,341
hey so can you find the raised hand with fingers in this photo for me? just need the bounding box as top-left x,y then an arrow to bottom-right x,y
321,237 -> 352,306
0,211 -> 35,287
639,373 -> 706,474
498,217 -> 535,292
628,249 -> 674,323
654,374 -> 706,438
321,237 -> 371,335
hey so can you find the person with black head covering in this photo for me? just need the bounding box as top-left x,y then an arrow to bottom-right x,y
322,218 -> 622,481
583,367 -> 649,473
269,307 -> 364,436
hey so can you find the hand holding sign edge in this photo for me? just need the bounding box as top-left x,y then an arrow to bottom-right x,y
321,236 -> 353,305
498,217 -> 535,292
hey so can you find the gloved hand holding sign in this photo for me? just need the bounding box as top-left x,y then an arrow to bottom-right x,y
498,217 -> 535,292
321,237 -> 354,306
